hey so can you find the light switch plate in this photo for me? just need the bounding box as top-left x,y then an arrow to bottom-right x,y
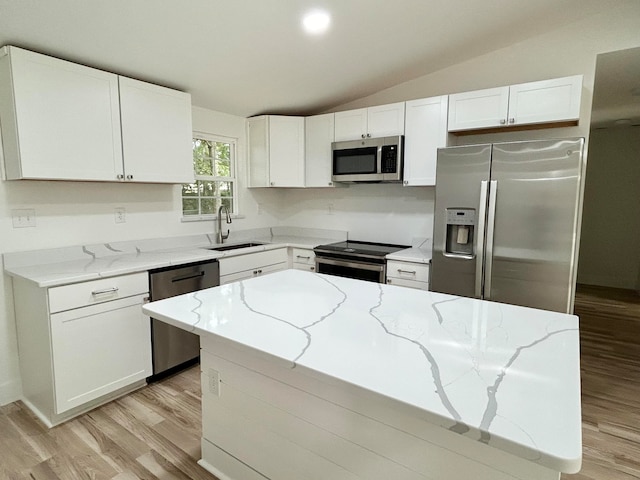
12,209 -> 36,228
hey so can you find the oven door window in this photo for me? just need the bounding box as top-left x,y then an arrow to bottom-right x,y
333,147 -> 378,175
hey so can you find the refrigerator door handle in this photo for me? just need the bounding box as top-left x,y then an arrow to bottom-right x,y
484,180 -> 498,299
475,180 -> 489,297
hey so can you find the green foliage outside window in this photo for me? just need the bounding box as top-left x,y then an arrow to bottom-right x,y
182,136 -> 236,217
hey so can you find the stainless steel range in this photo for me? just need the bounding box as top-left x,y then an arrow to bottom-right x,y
313,240 -> 409,283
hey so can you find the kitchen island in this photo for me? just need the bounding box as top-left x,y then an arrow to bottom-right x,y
143,269 -> 582,480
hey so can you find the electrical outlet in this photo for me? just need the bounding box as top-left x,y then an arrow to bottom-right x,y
12,209 -> 36,228
208,368 -> 221,397
115,207 -> 126,223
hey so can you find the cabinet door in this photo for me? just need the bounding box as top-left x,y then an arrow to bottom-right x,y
50,294 -> 152,413
367,102 -> 405,138
305,114 -> 335,188
248,116 -> 270,187
269,116 -> 305,187
448,86 -> 509,132
403,96 -> 448,186
334,108 -> 368,141
0,46 -> 123,181
508,75 -> 582,126
119,77 -> 194,183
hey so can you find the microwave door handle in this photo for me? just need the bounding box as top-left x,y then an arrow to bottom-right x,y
377,145 -> 382,175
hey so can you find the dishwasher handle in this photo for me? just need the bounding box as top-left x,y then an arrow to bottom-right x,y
171,271 -> 205,283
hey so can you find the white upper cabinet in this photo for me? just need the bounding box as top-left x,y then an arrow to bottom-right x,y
0,46 -> 123,181
507,75 -> 582,126
305,113 -> 335,188
119,77 -> 194,183
447,87 -> 509,132
334,102 -> 405,141
448,75 -> 583,132
0,46 -> 193,183
403,95 -> 449,186
248,115 -> 305,188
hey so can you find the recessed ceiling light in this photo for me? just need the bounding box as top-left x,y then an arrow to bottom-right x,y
302,10 -> 331,35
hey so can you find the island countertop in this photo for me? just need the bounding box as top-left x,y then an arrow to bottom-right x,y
142,269 -> 582,474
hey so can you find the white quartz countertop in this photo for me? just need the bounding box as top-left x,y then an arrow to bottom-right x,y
3,230 -> 343,288
143,269 -> 582,473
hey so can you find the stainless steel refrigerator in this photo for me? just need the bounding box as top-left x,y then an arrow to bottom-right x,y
430,138 -> 584,313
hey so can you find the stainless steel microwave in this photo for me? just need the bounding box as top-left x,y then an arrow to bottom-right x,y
331,135 -> 404,183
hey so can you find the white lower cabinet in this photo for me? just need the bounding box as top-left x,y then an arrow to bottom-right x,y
12,272 -> 151,426
219,248 -> 288,285
291,248 -> 316,272
386,260 -> 430,291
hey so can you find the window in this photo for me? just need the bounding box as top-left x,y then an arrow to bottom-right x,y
182,134 -> 237,218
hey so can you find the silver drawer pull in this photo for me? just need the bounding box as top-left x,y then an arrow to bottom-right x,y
397,269 -> 417,275
296,255 -> 311,259
91,287 -> 119,296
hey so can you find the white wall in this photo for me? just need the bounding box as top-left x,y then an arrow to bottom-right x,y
577,126 -> 640,289
0,106 -> 281,405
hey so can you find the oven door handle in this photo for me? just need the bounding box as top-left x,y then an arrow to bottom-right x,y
315,257 -> 385,273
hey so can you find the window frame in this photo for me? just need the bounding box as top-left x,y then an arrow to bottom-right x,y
181,132 -> 239,221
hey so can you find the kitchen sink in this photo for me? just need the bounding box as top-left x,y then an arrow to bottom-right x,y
208,242 -> 265,252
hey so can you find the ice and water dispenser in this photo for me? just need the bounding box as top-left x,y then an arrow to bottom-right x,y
444,208 -> 475,257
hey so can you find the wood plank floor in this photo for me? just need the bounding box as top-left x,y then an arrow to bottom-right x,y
564,284 -> 640,480
0,367 -> 218,480
1,283 -> 639,479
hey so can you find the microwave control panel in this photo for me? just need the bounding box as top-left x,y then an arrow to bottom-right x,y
381,145 -> 398,173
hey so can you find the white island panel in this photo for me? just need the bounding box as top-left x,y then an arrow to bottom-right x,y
143,269 -> 581,480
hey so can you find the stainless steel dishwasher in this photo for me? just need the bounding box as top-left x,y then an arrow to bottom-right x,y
148,259 -> 219,381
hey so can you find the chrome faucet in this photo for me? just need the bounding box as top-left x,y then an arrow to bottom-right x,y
216,205 -> 232,244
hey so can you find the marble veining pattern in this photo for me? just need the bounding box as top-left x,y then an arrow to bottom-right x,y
3,227 -> 347,287
143,269 -> 581,473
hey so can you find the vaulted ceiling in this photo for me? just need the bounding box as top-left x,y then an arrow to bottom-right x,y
0,1 -> 630,118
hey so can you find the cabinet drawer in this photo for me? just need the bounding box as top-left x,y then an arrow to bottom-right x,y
219,248 -> 288,276
291,248 -> 315,266
48,272 -> 148,313
386,277 -> 429,291
386,260 -> 430,283
292,264 -> 316,272
220,262 -> 287,285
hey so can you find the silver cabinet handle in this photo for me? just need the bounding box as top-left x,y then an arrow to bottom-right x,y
296,255 -> 311,259
253,270 -> 258,275
475,180 -> 489,298
366,133 -> 371,137
310,266 -> 315,271
91,287 -> 119,296
509,118 -> 515,124
257,269 -> 263,274
484,180 -> 498,300
117,174 -> 124,180
328,182 -> 332,186
397,269 -> 416,275
361,134 -> 366,138
270,182 -> 274,186
126,174 -> 133,180
499,119 -> 507,125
